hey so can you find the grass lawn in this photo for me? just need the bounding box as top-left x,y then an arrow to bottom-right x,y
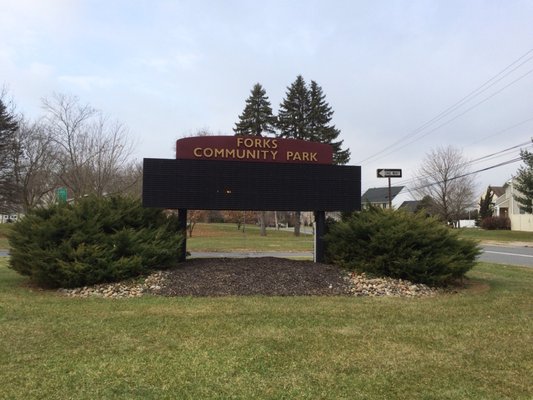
3,222 -> 533,252
458,228 -> 533,243
0,224 -> 11,250
189,224 -> 533,253
0,258 -> 531,399
187,223 -> 313,252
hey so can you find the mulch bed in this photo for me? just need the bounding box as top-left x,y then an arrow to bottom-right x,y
158,257 -> 351,296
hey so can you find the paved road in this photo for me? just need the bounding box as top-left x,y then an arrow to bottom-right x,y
193,245 -> 533,267
479,245 -> 533,267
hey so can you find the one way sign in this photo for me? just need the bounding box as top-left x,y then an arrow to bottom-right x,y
377,169 -> 402,178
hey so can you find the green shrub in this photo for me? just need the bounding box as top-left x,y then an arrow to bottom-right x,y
8,196 -> 183,288
324,208 -> 480,286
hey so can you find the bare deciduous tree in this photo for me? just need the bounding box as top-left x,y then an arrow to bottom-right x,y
11,119 -> 59,211
42,93 -> 136,199
415,146 -> 476,225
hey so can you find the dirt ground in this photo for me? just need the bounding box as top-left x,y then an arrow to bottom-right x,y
158,257 -> 351,296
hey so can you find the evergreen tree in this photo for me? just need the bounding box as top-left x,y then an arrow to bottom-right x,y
277,75 -> 311,140
514,149 -> 533,213
233,83 -> 276,237
277,76 -> 311,236
278,76 -> 351,235
308,80 -> 350,165
479,187 -> 494,220
278,76 -> 350,164
0,98 -> 19,213
233,83 -> 276,136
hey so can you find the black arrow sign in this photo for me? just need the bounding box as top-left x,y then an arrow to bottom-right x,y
377,169 -> 402,178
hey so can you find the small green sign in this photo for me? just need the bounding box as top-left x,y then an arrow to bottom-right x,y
57,187 -> 67,203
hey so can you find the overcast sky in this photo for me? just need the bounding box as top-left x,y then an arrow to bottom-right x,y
1,0 -> 532,198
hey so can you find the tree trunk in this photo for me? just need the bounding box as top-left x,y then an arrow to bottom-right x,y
260,211 -> 267,236
274,211 -> 279,230
294,211 -> 301,236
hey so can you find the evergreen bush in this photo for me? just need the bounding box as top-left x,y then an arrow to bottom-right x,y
8,196 -> 183,288
324,208 -> 480,286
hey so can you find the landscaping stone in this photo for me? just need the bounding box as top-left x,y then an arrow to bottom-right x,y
57,257 -> 442,298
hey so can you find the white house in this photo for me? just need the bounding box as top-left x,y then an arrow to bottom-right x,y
361,186 -> 416,209
493,179 -> 533,232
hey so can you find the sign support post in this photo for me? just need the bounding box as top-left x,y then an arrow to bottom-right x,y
377,169 -> 403,209
314,211 -> 326,263
388,177 -> 392,209
178,209 -> 187,262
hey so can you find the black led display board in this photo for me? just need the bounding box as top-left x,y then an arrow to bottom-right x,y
143,158 -> 361,211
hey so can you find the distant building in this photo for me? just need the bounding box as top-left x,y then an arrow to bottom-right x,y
361,186 -> 414,209
478,186 -> 505,214
492,179 -> 533,231
399,200 -> 421,213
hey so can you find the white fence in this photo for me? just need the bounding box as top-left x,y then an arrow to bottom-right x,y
458,219 -> 476,228
510,214 -> 533,232
0,214 -> 20,223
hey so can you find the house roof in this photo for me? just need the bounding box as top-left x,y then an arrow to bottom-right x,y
490,186 -> 505,197
362,186 -> 405,203
399,200 -> 420,212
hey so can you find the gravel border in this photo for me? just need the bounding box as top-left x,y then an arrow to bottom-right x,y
57,257 -> 444,299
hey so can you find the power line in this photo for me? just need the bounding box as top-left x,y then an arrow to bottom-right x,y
357,49 -> 533,164
363,67 -> 533,164
408,157 -> 522,191
393,140 -> 532,188
465,117 -> 533,147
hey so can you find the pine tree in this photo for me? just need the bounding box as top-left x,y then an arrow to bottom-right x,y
514,149 -> 533,213
277,76 -> 311,236
277,75 -> 310,140
479,187 -> 494,220
278,76 -> 351,235
308,80 -> 350,165
233,83 -> 276,236
233,83 -> 276,136
0,98 -> 19,213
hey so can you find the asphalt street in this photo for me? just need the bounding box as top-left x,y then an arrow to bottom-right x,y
192,244 -> 533,267
478,244 -> 533,267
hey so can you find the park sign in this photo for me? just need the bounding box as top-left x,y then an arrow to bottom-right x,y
176,136 -> 333,165
144,135 -> 361,263
377,168 -> 402,178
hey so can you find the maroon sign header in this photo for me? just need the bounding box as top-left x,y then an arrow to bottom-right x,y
175,136 -> 333,164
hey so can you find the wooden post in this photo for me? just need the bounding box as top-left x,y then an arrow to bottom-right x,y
388,177 -> 392,209
314,211 -> 326,263
178,208 -> 187,262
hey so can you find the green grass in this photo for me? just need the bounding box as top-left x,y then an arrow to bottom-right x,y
458,228 -> 533,242
0,224 -> 11,250
3,221 -> 532,252
0,258 -> 531,399
187,223 -> 313,252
